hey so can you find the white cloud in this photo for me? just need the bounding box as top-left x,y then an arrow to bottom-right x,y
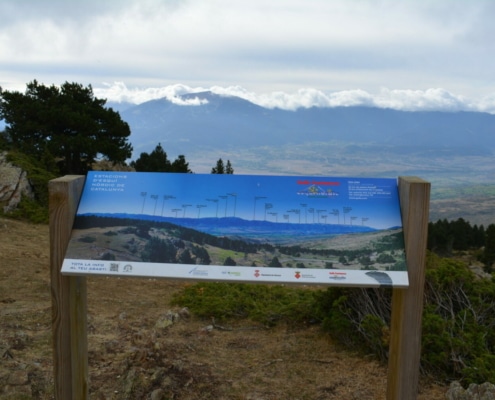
94,82 -> 495,114
96,82 -> 209,106
478,94 -> 495,114
1,0 -> 495,104
370,89 -> 472,112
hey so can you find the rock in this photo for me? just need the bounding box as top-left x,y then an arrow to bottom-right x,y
178,307 -> 190,319
154,316 -> 174,330
0,151 -> 34,213
150,367 -> 165,384
469,265 -> 492,280
150,388 -> 165,400
154,310 -> 184,330
446,381 -> 495,400
446,381 -> 468,400
476,382 -> 495,399
200,324 -> 214,333
165,310 -> 180,322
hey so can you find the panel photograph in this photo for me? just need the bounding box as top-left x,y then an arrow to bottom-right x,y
62,172 -> 407,287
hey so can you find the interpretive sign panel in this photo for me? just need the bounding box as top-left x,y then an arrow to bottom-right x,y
62,172 -> 408,287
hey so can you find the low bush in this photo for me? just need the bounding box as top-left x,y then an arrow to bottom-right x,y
319,252 -> 495,385
422,254 -> 495,383
172,252 -> 495,385
316,286 -> 392,360
6,196 -> 49,224
79,236 -> 96,243
171,282 -> 321,326
1,151 -> 57,223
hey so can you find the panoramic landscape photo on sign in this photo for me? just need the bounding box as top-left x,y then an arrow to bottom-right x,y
62,172 -> 408,287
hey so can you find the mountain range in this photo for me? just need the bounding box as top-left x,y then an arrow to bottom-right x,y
117,91 -> 495,157
114,92 -> 495,225
78,213 -> 379,245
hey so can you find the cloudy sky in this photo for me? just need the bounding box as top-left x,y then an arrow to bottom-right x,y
1,0 -> 495,112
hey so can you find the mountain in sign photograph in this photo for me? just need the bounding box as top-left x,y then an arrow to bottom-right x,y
75,213 -> 378,245
66,214 -> 406,274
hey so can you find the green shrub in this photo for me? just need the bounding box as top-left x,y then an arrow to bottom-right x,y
0,130 -> 10,150
317,286 -> 392,360
319,252 -> 495,385
100,252 -> 116,261
1,150 -> 57,223
422,255 -> 495,383
171,282 -> 321,326
5,196 -> 49,224
79,236 -> 96,243
319,293 -> 362,349
376,253 -> 395,264
6,151 -> 57,207
142,236 -> 176,263
463,355 -> 495,384
171,250 -> 495,385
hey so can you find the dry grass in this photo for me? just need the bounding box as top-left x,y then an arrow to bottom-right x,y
0,217 -> 447,399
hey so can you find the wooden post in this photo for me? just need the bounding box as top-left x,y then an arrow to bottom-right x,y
387,176 -> 430,399
49,175 -> 88,400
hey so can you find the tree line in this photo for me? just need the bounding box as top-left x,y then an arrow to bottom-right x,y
428,217 -> 495,270
0,80 -> 233,176
130,142 -> 234,175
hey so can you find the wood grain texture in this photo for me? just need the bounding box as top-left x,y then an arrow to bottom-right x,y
387,176 -> 431,400
49,175 -> 88,400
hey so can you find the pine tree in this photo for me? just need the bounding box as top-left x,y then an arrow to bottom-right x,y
483,224 -> 495,271
131,143 -> 191,172
211,158 -> 234,174
211,158 -> 225,174
0,80 -> 132,174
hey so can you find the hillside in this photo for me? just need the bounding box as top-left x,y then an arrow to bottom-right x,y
0,217 -> 447,399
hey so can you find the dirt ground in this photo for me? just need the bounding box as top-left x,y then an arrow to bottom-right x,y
0,217 -> 448,399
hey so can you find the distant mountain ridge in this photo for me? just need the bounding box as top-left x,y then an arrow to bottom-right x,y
78,213 -> 378,245
120,91 -> 495,157
117,91 -> 495,228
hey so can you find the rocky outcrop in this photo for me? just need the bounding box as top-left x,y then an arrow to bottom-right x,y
0,152 -> 34,213
446,381 -> 495,400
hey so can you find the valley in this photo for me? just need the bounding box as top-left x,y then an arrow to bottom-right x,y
178,141 -> 495,226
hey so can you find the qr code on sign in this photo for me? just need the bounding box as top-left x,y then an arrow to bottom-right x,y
110,263 -> 119,272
